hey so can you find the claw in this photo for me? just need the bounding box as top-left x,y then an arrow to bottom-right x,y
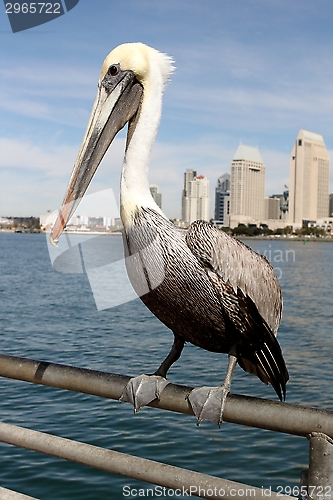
187,385 -> 230,426
119,374 -> 170,413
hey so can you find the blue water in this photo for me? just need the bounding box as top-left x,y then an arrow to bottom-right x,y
0,232 -> 332,499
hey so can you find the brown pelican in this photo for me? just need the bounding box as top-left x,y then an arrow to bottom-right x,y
50,42 -> 288,426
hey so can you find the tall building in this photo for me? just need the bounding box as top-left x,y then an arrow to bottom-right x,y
214,173 -> 230,226
182,169 -> 196,223
281,189 -> 289,221
230,144 -> 265,222
329,193 -> 333,217
264,196 -> 280,220
182,169 -> 210,224
150,184 -> 162,208
289,130 -> 330,226
271,190 -> 289,221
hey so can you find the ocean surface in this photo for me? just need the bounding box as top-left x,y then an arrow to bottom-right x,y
0,232 -> 332,499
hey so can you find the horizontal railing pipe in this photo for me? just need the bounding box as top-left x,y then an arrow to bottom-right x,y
0,353 -> 333,438
0,421 -> 295,500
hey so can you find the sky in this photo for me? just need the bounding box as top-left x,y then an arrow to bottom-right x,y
1,0 -> 333,219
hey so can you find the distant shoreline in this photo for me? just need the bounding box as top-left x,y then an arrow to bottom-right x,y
0,229 -> 122,236
1,228 -> 332,242
238,236 -> 333,242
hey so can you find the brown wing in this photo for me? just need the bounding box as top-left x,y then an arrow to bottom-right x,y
186,221 -> 288,400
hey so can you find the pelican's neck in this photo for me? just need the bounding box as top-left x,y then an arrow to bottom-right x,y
120,59 -> 167,226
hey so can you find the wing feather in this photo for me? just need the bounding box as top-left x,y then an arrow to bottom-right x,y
186,220 -> 282,333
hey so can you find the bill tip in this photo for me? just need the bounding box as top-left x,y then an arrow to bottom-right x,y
49,235 -> 59,247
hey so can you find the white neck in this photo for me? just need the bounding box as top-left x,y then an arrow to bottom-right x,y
120,56 -> 168,227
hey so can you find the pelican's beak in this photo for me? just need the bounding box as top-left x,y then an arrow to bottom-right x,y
50,70 -> 143,245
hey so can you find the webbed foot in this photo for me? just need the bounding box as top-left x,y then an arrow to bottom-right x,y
120,374 -> 170,413
187,385 -> 229,426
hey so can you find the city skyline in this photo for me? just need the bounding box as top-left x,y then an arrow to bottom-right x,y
1,1 -> 333,220
0,129 -> 333,225
15,138 -> 333,227
5,148 -> 333,226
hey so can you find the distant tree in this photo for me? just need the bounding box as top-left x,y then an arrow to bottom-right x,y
295,227 -> 325,237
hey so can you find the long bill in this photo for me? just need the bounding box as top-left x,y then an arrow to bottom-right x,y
50,72 -> 143,246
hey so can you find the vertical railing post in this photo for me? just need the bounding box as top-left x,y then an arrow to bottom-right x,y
301,432 -> 333,500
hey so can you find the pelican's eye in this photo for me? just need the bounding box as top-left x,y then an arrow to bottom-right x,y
108,65 -> 119,77
101,63 -> 122,92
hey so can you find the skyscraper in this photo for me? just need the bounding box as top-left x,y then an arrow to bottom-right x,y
289,130 -> 330,226
182,169 -> 196,223
182,169 -> 210,224
214,173 -> 230,226
264,196 -> 280,220
230,144 -> 265,223
268,191 -> 289,221
329,193 -> 333,217
149,184 -> 162,208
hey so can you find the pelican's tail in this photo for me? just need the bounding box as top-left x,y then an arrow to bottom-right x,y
235,288 -> 289,401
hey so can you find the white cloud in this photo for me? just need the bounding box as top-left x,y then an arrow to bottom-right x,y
0,137 -> 77,175
0,60 -> 97,127
0,62 -> 96,99
166,38 -> 333,140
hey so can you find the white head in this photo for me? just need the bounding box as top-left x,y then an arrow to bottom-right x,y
100,42 -> 174,97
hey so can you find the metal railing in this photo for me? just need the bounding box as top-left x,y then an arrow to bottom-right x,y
0,353 -> 332,500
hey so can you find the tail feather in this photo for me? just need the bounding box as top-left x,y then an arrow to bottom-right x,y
234,288 -> 289,401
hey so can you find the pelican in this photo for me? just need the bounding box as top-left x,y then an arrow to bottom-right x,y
50,42 -> 288,426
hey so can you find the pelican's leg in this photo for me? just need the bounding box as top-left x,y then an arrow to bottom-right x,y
187,353 -> 237,426
154,336 -> 185,378
120,335 -> 185,413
